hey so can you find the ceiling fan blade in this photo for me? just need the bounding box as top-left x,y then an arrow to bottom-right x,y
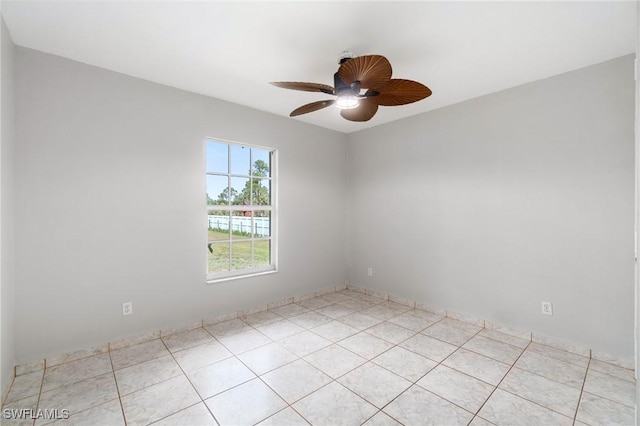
374,79 -> 432,106
271,81 -> 334,94
340,98 -> 379,122
337,55 -> 392,90
290,100 -> 336,117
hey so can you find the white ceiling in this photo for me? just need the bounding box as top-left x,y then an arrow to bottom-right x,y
2,1 -> 636,134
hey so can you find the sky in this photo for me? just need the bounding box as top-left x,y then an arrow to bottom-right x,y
206,140 -> 271,204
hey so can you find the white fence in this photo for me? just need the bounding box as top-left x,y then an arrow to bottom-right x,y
208,215 -> 270,237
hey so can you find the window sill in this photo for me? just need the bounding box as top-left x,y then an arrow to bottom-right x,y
206,268 -> 278,284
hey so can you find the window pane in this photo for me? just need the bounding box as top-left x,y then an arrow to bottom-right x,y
253,211 -> 270,237
206,141 -> 228,173
207,175 -> 229,205
254,240 -> 271,269
231,241 -> 252,270
208,214 -> 230,241
208,242 -> 230,273
230,144 -> 251,176
252,149 -> 270,177
252,179 -> 270,206
230,177 -> 250,205
231,211 -> 251,240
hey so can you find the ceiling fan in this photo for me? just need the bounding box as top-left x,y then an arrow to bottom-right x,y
270,52 -> 432,122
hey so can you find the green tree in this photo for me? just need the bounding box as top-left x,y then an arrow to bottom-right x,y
216,187 -> 238,205
233,160 -> 270,208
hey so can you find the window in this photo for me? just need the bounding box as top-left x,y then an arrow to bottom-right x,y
206,139 -> 276,281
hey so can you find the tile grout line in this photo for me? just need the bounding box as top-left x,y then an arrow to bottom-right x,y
106,343 -> 128,426
572,356 -> 592,425
158,331 -> 222,426
470,339 -> 532,421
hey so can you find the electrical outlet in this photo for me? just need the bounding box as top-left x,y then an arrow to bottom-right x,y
367,267 -> 373,277
541,301 -> 553,315
122,302 -> 133,316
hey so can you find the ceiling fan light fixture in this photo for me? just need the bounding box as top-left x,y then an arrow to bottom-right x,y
335,95 -> 359,110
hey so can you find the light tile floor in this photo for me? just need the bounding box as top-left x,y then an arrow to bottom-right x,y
2,290 -> 636,425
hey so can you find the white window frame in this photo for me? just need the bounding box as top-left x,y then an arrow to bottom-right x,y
205,138 -> 278,283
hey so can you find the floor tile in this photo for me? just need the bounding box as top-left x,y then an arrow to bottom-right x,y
478,388 -> 573,426
256,319 -> 305,341
365,322 -> 416,345
172,340 -> 233,372
121,375 -> 200,426
337,299 -> 375,311
4,370 -> 43,404
438,317 -> 483,333
2,395 -> 39,426
110,339 -> 170,370
48,399 -> 125,426
237,342 -> 298,375
205,378 -> 287,425
387,312 -> 438,332
303,344 -> 367,379
277,331 -> 332,357
468,416 -> 495,426
404,309 -> 444,322
442,348 -> 510,386
205,318 -> 252,339
499,368 -> 581,418
588,359 -> 635,382
114,355 -> 183,395
161,328 -> 216,353
360,305 -> 406,321
292,381 -> 377,426
241,310 -> 283,327
42,354 -> 112,392
383,385 -> 473,425
338,333 -> 395,360
338,312 -> 384,330
462,336 -> 523,364
187,357 -> 256,399
38,372 -> 119,418
152,402 -> 217,425
288,311 -> 332,329
261,359 -> 333,403
422,322 -> 478,346
417,365 -> 495,413
399,334 -> 457,362
583,368 -> 635,407
362,411 -> 402,425
379,301 -> 413,312
316,304 -> 356,319
526,342 -> 589,368
338,363 -> 412,408
478,329 -> 530,349
270,303 -> 310,318
515,350 -> 586,388
296,298 -> 333,310
320,292 -> 353,303
372,346 -> 437,382
352,294 -> 387,304
10,291 -> 635,426
575,391 -> 635,425
257,407 -> 310,425
218,329 -> 272,354
311,320 -> 359,342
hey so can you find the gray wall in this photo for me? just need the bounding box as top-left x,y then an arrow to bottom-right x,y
347,56 -> 635,359
11,46 -> 635,363
1,15 -> 16,398
14,47 -> 347,362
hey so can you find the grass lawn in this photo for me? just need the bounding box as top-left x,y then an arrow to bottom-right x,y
208,229 -> 270,273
